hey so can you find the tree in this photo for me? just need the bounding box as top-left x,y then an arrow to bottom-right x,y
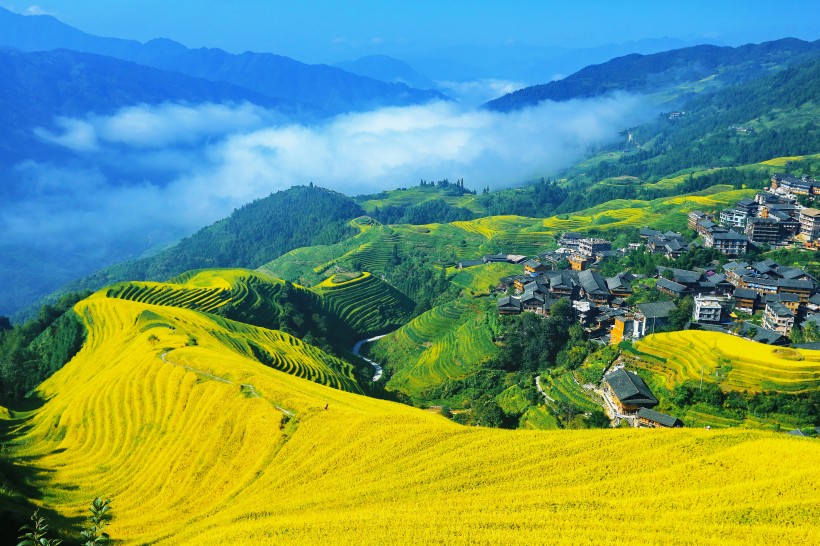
471,394 -> 504,428
667,297 -> 694,330
587,410 -> 611,428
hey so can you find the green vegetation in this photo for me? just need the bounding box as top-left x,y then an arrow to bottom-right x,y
312,273 -> 415,338
0,292 -> 88,398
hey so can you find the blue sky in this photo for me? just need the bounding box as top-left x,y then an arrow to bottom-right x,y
3,0 -> 819,63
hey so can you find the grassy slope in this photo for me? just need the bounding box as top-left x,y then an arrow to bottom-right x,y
3,293 -> 818,544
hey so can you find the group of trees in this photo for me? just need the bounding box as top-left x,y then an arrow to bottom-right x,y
0,292 -> 89,399
671,380 -> 820,425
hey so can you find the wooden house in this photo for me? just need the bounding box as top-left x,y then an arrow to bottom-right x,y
637,408 -> 683,428
603,369 -> 658,414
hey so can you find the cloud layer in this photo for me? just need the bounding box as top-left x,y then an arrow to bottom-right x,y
3,95 -> 654,259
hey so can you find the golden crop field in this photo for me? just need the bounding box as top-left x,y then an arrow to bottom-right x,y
6,293 -> 820,545
634,330 -> 820,393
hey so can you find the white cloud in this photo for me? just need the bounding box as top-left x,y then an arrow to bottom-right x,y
4,95 -> 655,258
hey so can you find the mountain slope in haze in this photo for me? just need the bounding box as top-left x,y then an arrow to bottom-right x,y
18,186 -> 366,319
0,47 -> 318,172
0,7 -> 448,114
334,55 -> 438,90
485,38 -> 820,111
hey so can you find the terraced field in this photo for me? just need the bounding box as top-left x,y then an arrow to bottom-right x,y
311,272 -> 415,338
634,331 -> 820,393
542,371 -> 599,412
5,292 -> 819,545
369,298 -> 500,398
106,281 -> 229,313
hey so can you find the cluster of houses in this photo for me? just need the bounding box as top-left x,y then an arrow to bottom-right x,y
689,175 -> 820,255
489,221 -> 820,345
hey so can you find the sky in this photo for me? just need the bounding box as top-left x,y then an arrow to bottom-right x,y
3,1 -> 819,64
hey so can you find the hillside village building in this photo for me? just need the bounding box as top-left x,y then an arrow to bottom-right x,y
603,369 -> 658,414
763,302 -> 795,334
799,208 -> 820,241
637,408 -> 684,428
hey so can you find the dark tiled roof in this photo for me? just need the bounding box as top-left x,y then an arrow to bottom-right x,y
767,302 -> 793,317
764,293 -> 800,304
657,267 -> 702,285
458,260 -> 484,268
712,231 -> 748,241
778,279 -> 814,290
733,288 -> 758,300
656,278 -> 687,293
579,270 -> 609,295
497,296 -> 522,311
636,301 -> 677,319
604,369 -> 658,406
637,408 -> 683,427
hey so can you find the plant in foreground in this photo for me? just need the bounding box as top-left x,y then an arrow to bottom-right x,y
17,509 -> 62,546
80,498 -> 112,546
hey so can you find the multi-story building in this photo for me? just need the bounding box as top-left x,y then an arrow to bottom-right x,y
569,253 -> 589,271
687,211 -> 707,232
762,302 -> 795,335
704,231 -> 748,256
693,295 -> 724,323
745,217 -> 782,245
799,208 -> 820,241
735,197 -> 759,217
719,208 -> 748,229
578,238 -> 611,257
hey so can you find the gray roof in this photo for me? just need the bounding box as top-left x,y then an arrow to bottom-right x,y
497,296 -> 522,311
637,408 -> 683,427
778,279 -> 814,290
458,260 -> 484,268
764,293 -> 800,304
737,322 -> 786,345
809,293 -> 820,306
637,301 -> 677,320
579,270 -> 609,296
657,267 -> 702,285
712,231 -> 748,241
606,274 -> 632,292
733,288 -> 758,300
524,259 -> 542,268
779,267 -> 809,280
767,302 -> 794,317
604,369 -> 658,406
655,278 -> 687,294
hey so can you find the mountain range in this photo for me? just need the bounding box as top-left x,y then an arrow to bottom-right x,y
0,7 -> 447,115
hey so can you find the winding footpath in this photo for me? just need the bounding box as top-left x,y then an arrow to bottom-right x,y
352,334 -> 388,381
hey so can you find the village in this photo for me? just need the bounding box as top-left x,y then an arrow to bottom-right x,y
464,174 -> 820,429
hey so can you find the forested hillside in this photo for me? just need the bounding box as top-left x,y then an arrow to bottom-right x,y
37,186 -> 364,317
485,38 -> 820,111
